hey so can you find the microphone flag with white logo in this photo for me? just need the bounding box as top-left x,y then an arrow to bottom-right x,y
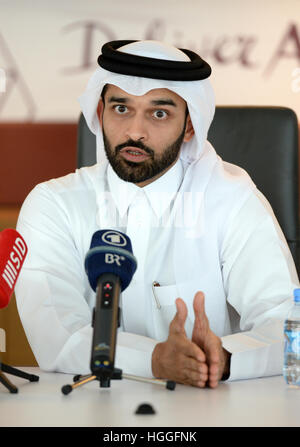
0,229 -> 28,309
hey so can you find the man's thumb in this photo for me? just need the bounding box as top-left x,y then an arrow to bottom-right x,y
170,298 -> 188,333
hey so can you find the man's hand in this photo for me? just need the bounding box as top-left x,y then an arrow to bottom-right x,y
152,298 -> 209,387
152,291 -> 231,388
192,291 -> 231,388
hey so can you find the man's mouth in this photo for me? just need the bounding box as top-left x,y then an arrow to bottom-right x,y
119,146 -> 151,163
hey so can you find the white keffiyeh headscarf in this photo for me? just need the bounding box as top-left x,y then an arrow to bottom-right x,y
77,40 -> 216,167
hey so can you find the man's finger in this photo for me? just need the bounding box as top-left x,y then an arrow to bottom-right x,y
204,338 -> 225,387
179,339 -> 206,363
181,368 -> 209,385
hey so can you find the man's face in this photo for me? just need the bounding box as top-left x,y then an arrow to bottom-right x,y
97,84 -> 194,187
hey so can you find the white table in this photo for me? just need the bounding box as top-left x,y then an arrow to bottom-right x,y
0,368 -> 299,428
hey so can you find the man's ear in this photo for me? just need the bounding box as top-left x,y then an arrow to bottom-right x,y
183,114 -> 195,142
97,99 -> 104,127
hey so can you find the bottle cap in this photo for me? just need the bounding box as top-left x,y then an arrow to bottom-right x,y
293,288 -> 300,302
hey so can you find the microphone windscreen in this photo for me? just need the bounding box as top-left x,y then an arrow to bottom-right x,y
85,230 -> 137,292
0,229 -> 28,309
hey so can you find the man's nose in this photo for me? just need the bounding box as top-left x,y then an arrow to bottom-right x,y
125,114 -> 148,141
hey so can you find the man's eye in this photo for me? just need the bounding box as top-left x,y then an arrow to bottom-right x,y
153,110 -> 168,119
114,105 -> 128,114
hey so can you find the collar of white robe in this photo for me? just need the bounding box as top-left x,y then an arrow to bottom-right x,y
97,40 -> 212,81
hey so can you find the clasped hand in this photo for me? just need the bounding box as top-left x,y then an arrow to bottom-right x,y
152,291 -> 231,388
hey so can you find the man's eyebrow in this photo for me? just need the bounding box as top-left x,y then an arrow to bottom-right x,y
107,96 -> 177,107
150,99 -> 177,107
108,96 -> 128,104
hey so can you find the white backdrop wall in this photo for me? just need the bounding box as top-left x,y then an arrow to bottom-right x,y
0,0 -> 299,122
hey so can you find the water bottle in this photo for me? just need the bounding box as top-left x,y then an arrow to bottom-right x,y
283,288 -> 300,387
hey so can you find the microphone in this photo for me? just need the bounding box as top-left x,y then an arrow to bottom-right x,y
61,229 -> 175,395
0,229 -> 28,309
0,228 -> 39,393
85,229 -> 137,378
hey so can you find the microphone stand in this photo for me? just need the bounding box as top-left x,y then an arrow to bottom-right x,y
61,301 -> 175,395
62,371 -> 175,395
0,361 -> 39,393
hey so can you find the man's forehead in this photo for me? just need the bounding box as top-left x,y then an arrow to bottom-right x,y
103,83 -> 186,105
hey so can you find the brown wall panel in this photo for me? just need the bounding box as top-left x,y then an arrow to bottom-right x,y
0,122 -> 77,205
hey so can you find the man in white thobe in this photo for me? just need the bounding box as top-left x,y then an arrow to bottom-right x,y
15,40 -> 299,388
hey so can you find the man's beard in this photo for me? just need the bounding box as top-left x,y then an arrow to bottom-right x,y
102,122 -> 187,184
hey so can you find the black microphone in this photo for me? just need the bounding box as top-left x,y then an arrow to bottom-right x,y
85,230 -> 137,379
61,229 -> 175,395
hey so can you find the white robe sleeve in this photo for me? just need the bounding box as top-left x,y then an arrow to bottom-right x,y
15,183 -> 157,377
220,189 -> 299,381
